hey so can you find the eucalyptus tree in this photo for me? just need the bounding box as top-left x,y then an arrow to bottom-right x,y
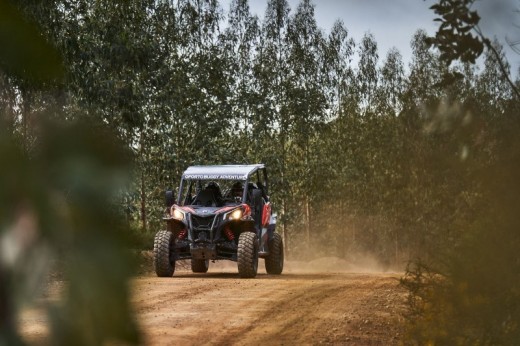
70,1 -> 166,230
313,20 -> 359,257
370,47 -> 406,221
255,0 -> 291,246
135,0 -> 235,230
476,39 -> 513,115
324,20 -> 355,118
322,19 -> 356,186
0,0 -> 67,152
406,30 -> 445,108
62,1 -> 159,133
365,47 -> 407,262
256,0 -> 291,138
377,48 -> 405,116
356,32 -> 379,115
350,33 -> 382,217
172,0 -> 232,164
284,0 -> 328,248
222,0 -> 261,157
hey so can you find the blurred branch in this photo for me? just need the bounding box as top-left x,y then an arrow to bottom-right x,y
0,0 -> 63,84
505,36 -> 520,55
474,25 -> 520,99
427,0 -> 520,99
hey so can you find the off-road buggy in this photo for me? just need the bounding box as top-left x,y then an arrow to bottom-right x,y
153,164 -> 284,278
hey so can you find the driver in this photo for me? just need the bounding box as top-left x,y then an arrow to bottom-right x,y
205,181 -> 223,201
229,181 -> 243,200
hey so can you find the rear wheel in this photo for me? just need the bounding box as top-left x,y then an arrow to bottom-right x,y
265,232 -> 284,275
237,232 -> 258,278
153,230 -> 176,277
191,259 -> 210,273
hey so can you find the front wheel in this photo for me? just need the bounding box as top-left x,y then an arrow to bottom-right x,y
265,232 -> 284,275
237,232 -> 259,278
191,259 -> 210,273
153,230 -> 176,277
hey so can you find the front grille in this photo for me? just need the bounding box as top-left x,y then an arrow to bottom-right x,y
191,215 -> 215,230
194,230 -> 209,242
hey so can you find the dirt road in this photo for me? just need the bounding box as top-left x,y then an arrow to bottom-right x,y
21,259 -> 407,345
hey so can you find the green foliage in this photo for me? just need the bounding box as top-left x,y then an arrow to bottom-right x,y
2,0 -> 520,343
427,0 -> 520,99
127,223 -> 156,250
0,119 -> 140,345
428,0 -> 483,64
398,3 -> 520,344
0,2 -> 139,344
402,114 -> 520,344
0,0 -> 63,83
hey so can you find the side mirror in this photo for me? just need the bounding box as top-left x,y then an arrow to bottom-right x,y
165,190 -> 175,207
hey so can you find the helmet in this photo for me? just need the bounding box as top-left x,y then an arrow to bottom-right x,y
205,181 -> 222,199
230,181 -> 243,198
206,181 -> 220,190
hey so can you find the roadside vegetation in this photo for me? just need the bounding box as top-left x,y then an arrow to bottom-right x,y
1,0 -> 519,344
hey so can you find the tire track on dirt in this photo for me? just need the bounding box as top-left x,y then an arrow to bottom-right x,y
133,272 -> 270,345
212,274 -> 403,345
19,271 -> 405,345
214,279 -> 342,345
132,272 -> 405,345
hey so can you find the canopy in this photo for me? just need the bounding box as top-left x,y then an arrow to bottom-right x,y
182,164 -> 264,180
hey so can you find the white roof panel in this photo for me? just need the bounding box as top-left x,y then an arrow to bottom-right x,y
182,164 -> 264,180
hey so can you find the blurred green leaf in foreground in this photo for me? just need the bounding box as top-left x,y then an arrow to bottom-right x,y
0,1 -> 140,345
0,0 -> 63,83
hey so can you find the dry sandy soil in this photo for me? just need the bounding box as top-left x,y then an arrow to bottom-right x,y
20,258 -> 407,345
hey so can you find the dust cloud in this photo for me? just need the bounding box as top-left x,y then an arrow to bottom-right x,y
161,253 -> 402,276
285,254 -> 395,274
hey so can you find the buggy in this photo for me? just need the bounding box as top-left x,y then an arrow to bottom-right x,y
153,164 -> 284,278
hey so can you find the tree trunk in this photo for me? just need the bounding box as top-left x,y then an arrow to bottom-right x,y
281,169 -> 288,256
140,170 -> 147,231
340,200 -> 346,259
305,194 -> 310,249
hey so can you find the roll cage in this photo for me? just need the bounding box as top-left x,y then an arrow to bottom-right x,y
177,164 -> 269,206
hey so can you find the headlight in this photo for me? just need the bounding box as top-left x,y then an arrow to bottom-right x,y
228,208 -> 243,220
172,208 -> 185,221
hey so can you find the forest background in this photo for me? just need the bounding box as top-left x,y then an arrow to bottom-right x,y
1,0 -> 520,344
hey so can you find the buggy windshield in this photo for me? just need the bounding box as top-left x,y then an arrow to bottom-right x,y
177,165 -> 267,207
